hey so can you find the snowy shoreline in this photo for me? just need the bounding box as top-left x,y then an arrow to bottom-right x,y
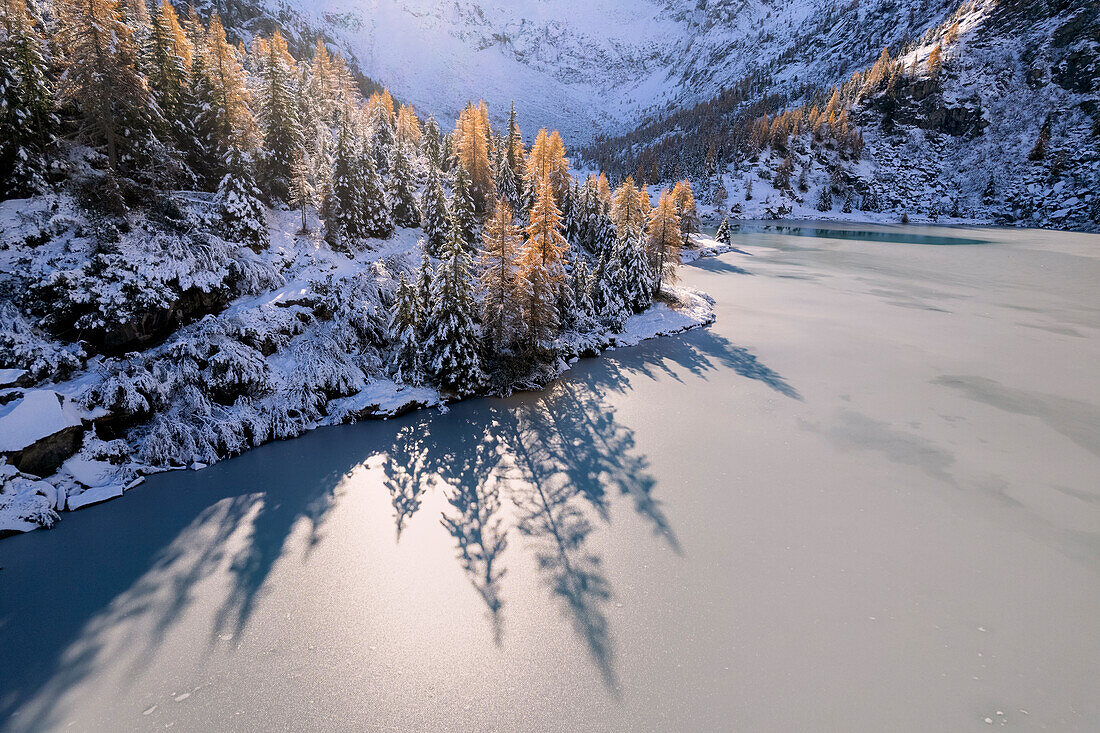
0,271 -> 716,538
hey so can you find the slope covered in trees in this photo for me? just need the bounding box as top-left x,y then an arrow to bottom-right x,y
0,0 -> 712,534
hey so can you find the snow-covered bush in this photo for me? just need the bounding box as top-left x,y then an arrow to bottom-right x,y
0,303 -> 84,382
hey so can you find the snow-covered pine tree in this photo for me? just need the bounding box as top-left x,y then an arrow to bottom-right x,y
618,232 -> 653,313
0,0 -> 56,197
646,189 -> 683,297
815,185 -> 833,212
147,0 -> 201,180
715,217 -> 731,247
218,145 -> 268,251
420,163 -> 449,256
422,113 -> 444,168
478,197 -> 525,352
415,248 -> 434,341
324,118 -> 365,250
368,91 -> 395,173
493,142 -> 522,215
389,274 -> 422,385
288,151 -> 316,233
591,248 -> 627,332
593,200 -> 618,260
505,101 -> 524,180
254,30 -> 303,202
388,142 -> 420,228
571,256 -> 598,333
424,221 -> 484,394
358,141 -> 394,240
450,163 -> 477,250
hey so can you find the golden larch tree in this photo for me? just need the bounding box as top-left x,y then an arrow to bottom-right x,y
396,103 -> 421,148
203,13 -> 258,150
646,189 -> 683,297
519,174 -> 570,349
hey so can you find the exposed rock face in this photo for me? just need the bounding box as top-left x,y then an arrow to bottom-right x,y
99,288 -> 230,354
0,390 -> 87,478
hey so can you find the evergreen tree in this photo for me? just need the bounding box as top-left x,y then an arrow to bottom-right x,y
367,91 -> 395,173
147,0 -> 201,179
618,232 -> 653,313
217,145 -> 268,251
387,143 -> 420,228
324,119 -> 365,249
450,163 -> 477,250
478,197 -> 525,352
415,249 -> 434,340
0,0 -> 56,196
646,189 -> 683,297
505,101 -> 524,180
591,248 -> 627,332
982,175 -> 997,206
493,141 -> 522,214
359,142 -> 394,240
570,256 -> 598,333
422,113 -> 444,167
288,151 -> 316,232
715,217 -> 731,247
421,163 -> 449,256
254,30 -> 303,201
389,274 -> 422,385
425,222 -> 484,393
815,185 -> 833,212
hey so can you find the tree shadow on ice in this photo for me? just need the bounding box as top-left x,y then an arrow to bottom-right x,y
0,345 -> 693,725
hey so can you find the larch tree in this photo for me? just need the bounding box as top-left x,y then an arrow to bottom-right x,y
420,163 -> 449,256
478,197 -> 525,353
395,103 -> 421,150
254,30 -> 303,201
645,189 -> 683,297
388,142 -> 420,228
519,174 -> 570,351
611,176 -> 646,240
0,0 -> 56,196
201,14 -> 257,156
425,221 -> 484,393
455,101 -> 494,212
525,128 -> 570,204
671,179 -> 699,242
147,0 -> 201,172
57,0 -> 163,176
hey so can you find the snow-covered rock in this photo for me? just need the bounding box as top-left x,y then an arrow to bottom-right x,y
0,390 -> 87,477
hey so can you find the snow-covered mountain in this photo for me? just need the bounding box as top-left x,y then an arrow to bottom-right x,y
213,0 -> 969,141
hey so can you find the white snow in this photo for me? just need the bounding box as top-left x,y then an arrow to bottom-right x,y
0,389 -> 84,453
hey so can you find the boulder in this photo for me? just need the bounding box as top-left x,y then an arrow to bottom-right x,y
0,389 -> 87,477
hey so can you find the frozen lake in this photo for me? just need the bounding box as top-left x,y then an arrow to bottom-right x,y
2,223 -> 1099,731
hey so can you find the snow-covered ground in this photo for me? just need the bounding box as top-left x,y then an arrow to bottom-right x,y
0,198 -> 715,535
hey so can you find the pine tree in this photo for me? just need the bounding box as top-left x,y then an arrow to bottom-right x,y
505,101 -> 524,181
254,30 -> 303,201
618,232 -> 653,313
450,163 -> 477,250
591,248 -> 627,332
715,217 -> 731,247
147,0 -> 201,179
57,0 -> 165,176
422,113 -> 444,167
367,92 -> 395,173
421,163 -> 449,256
982,175 -> 996,206
324,118 -> 365,249
388,143 -> 420,228
815,185 -> 833,211
646,190 -> 682,297
493,141 -> 522,214
518,174 -> 570,350
218,145 -> 268,251
359,141 -> 394,240
425,222 -> 484,393
415,249 -> 434,340
389,274 -> 422,385
478,197 -> 525,352
289,151 -> 316,232
570,256 -> 598,333
0,0 -> 56,197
